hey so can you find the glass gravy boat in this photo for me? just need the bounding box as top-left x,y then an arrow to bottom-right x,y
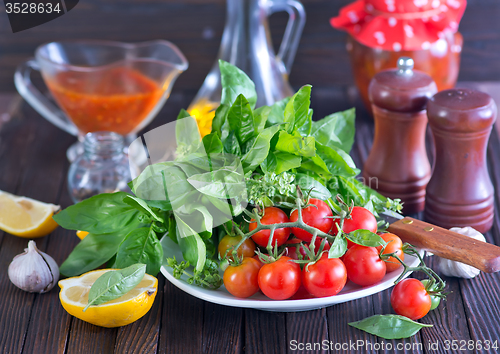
15,40 -> 188,159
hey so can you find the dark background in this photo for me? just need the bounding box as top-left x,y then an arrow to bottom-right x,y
0,0 -> 498,101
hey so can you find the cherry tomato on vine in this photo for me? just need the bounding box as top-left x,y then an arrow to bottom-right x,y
290,198 -> 334,243
421,279 -> 441,310
218,234 -> 256,260
302,258 -> 347,298
342,245 -> 386,286
333,206 -> 378,248
391,278 -> 432,320
223,257 -> 261,298
249,207 -> 291,247
258,256 -> 301,300
285,237 -> 331,260
376,233 -> 404,272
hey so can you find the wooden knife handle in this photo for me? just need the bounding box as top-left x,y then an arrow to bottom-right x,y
387,217 -> 500,273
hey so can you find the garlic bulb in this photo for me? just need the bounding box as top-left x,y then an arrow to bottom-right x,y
8,240 -> 59,293
437,227 -> 485,279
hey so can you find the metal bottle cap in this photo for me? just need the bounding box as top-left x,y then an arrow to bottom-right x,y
397,57 -> 414,76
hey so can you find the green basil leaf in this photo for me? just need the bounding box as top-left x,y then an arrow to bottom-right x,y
346,229 -> 386,247
253,106 -> 270,133
59,227 -> 136,277
275,131 -> 316,157
113,227 -> 163,276
123,195 -> 164,223
349,315 -> 432,339
227,94 -> 255,144
145,199 -> 172,211
283,85 -> 311,132
211,104 -> 230,137
311,108 -> 356,153
241,125 -> 280,173
219,60 -> 257,109
175,217 -> 207,272
273,151 -> 302,174
223,130 -> 242,155
84,263 -> 147,311
295,173 -> 332,200
202,132 -> 223,154
266,97 -> 290,126
297,108 -> 313,136
316,142 -> 358,177
176,115 -> 201,158
328,234 -> 347,258
53,192 -> 142,234
187,168 -> 245,199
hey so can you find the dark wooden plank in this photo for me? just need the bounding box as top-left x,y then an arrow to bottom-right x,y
286,308 -> 330,354
66,321 -> 118,354
202,303 -> 243,354
158,280 -> 204,354
244,309 -> 286,354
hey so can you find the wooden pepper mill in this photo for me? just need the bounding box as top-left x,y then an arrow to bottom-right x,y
424,88 -> 497,233
362,57 -> 437,214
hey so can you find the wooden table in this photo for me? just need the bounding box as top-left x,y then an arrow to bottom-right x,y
1,85 -> 500,354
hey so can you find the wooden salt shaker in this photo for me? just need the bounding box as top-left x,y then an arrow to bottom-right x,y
424,88 -> 497,233
362,57 -> 437,214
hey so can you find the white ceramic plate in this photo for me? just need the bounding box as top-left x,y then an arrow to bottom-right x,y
160,236 -> 423,312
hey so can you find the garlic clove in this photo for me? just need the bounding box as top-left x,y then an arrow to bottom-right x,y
8,240 -> 60,293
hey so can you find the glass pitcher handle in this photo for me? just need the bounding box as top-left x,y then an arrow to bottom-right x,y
14,59 -> 79,136
267,0 -> 306,75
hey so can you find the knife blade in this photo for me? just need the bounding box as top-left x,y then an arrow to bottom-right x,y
379,210 -> 500,273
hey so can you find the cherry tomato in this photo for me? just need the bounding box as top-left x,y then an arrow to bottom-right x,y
289,285 -> 315,300
391,278 -> 432,320
334,206 -> 378,248
223,257 -> 261,298
285,238 -> 331,260
249,207 -> 291,247
342,245 -> 386,286
302,258 -> 347,297
290,199 -> 334,242
421,279 -> 441,310
258,256 -> 301,300
218,234 -> 256,260
376,233 -> 404,272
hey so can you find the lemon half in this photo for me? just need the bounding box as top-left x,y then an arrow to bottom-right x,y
0,190 -> 60,238
59,269 -> 158,328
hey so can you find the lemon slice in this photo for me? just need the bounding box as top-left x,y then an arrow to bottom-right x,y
0,190 -> 60,238
76,230 -> 89,240
59,269 -> 158,328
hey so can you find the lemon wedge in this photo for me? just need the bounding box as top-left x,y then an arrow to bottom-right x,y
58,269 -> 158,328
76,230 -> 89,240
0,190 -> 60,238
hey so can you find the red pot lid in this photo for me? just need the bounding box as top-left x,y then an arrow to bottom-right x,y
330,0 -> 466,51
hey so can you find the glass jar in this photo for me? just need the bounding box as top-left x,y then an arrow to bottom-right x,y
347,31 -> 463,113
68,131 -> 131,203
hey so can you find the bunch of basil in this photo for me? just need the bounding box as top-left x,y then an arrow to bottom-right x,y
54,60 -> 400,279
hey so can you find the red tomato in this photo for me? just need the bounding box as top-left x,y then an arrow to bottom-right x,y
290,199 -> 334,242
249,207 -> 291,247
289,285 -> 315,300
342,245 -> 386,286
218,234 -> 256,260
333,206 -> 377,248
376,233 -> 404,272
258,256 -> 301,300
391,278 -> 432,320
223,257 -> 261,298
302,258 -> 347,298
285,238 -> 331,260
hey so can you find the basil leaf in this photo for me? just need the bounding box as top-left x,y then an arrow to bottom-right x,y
211,104 -> 230,137
123,195 -> 164,223
253,106 -> 270,133
219,59 -> 257,108
113,227 -> 163,276
349,315 -> 432,339
84,263 -> 147,311
316,142 -> 358,177
311,108 -> 356,153
187,168 -> 245,199
241,125 -> 280,173
283,85 -> 311,132
266,97 -> 290,126
273,151 -> 302,174
298,108 -> 313,136
346,229 -> 386,247
53,192 -> 142,234
328,234 -> 347,258
223,130 -> 242,155
176,115 -> 201,158
145,199 -> 172,211
59,228 -> 135,277
295,173 -> 332,200
176,217 -> 207,272
275,131 -> 316,157
227,94 -> 255,144
202,132 -> 223,154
